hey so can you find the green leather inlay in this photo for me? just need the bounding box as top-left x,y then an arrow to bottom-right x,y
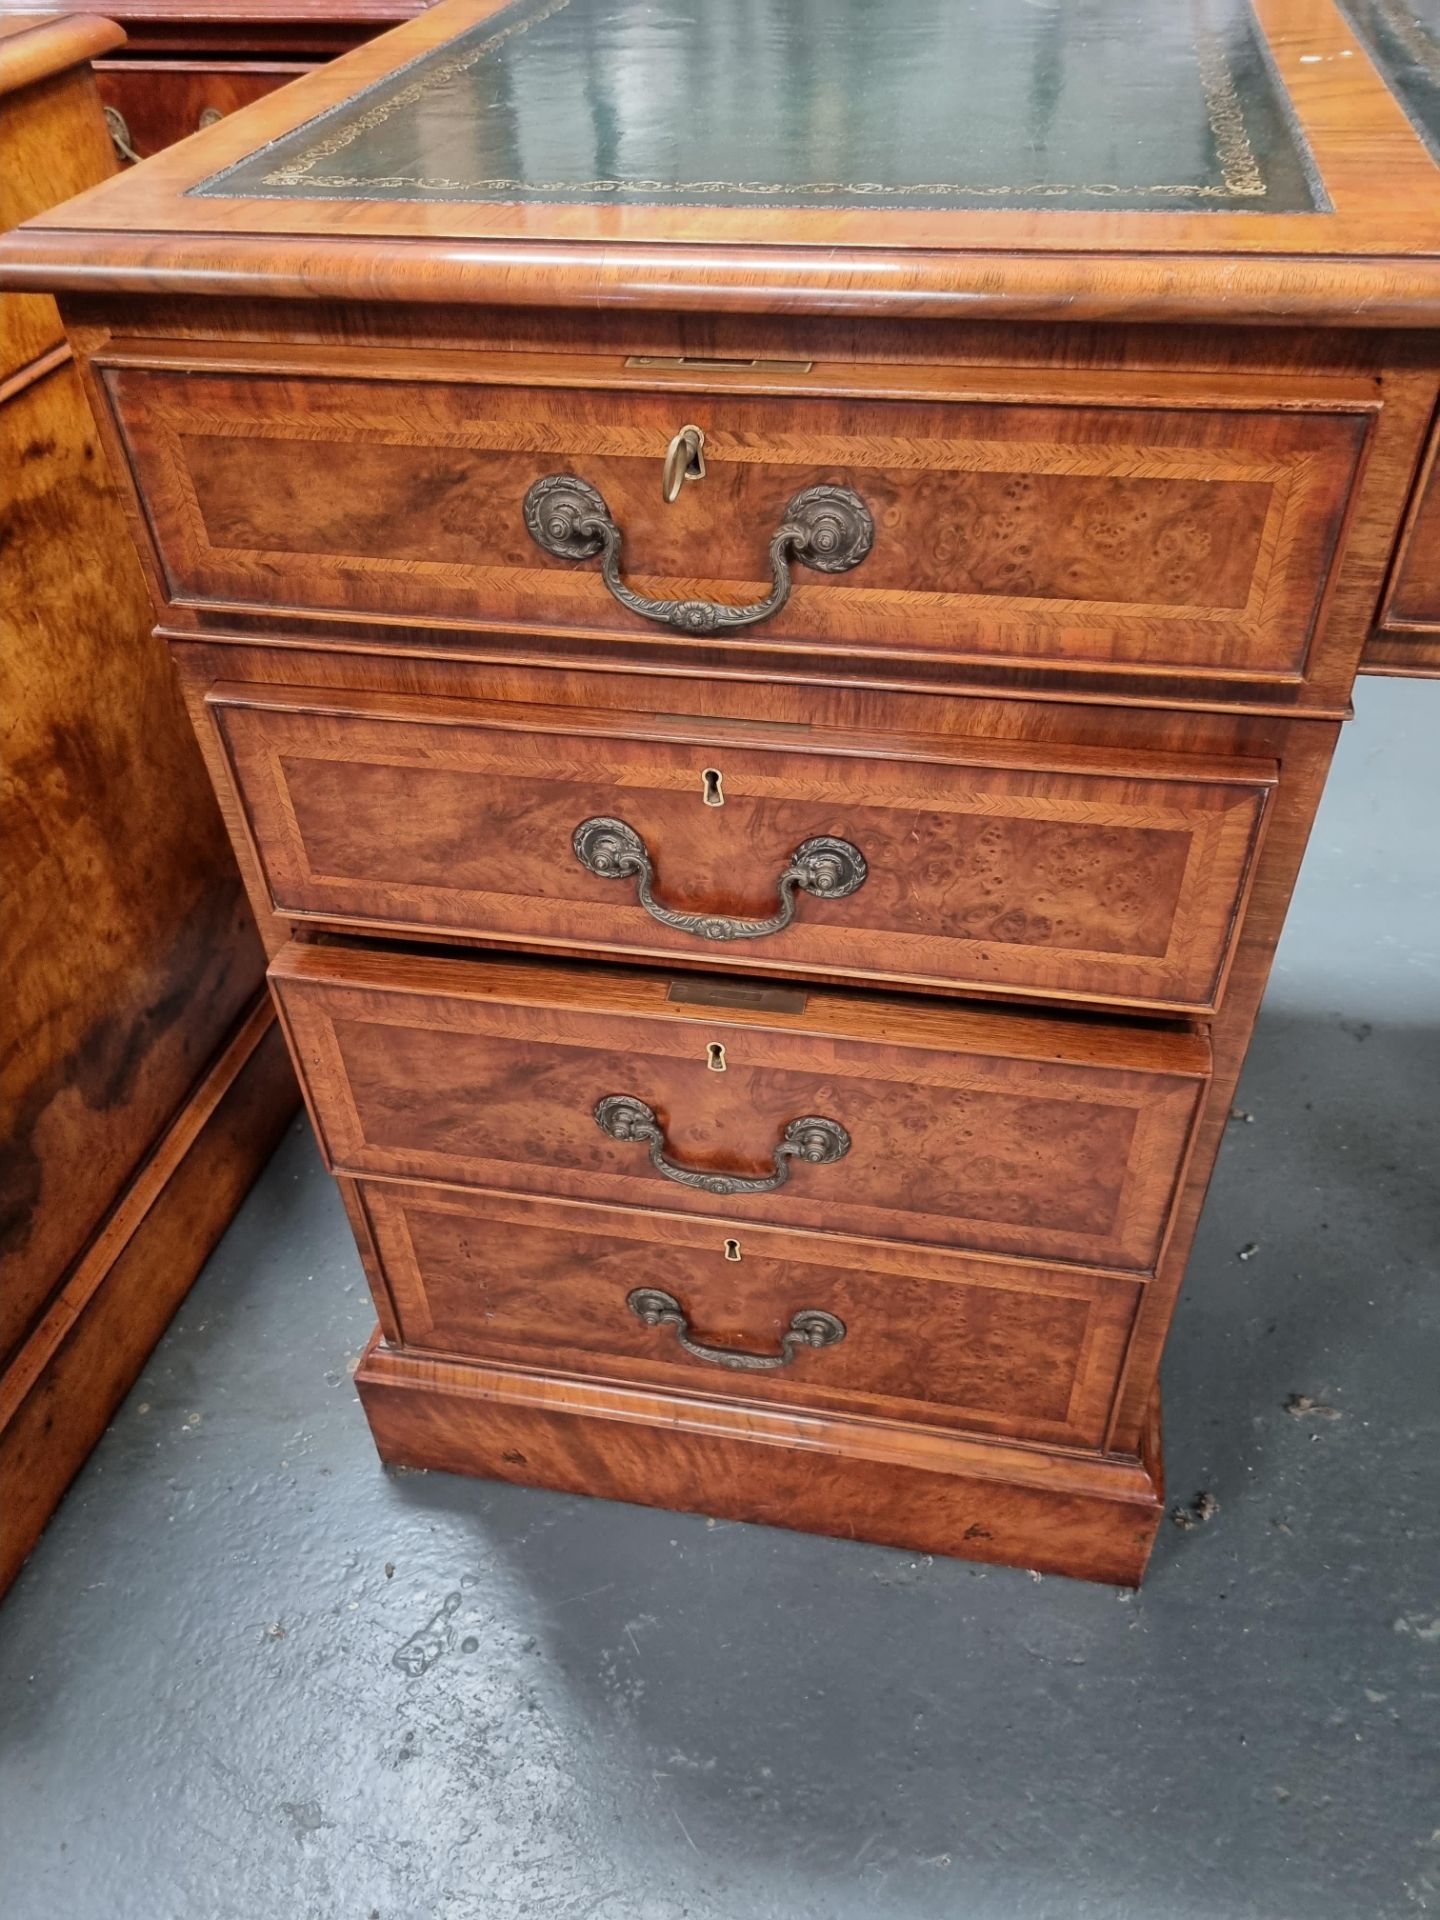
1339,0 -> 1440,161
193,0 -> 1326,213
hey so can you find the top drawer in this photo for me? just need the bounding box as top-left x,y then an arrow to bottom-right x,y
102,350 -> 1372,685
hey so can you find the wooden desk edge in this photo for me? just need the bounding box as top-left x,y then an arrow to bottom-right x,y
7,228 -> 1440,326
0,13 -> 126,95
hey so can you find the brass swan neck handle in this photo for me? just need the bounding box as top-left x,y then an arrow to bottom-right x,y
626,1288 -> 846,1372
572,817 -> 866,943
523,474 -> 874,634
594,1094 -> 850,1196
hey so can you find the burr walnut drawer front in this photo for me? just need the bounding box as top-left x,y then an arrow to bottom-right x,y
103,351 -> 1372,683
357,1182 -> 1144,1452
272,945 -> 1209,1273
211,686 -> 1273,1015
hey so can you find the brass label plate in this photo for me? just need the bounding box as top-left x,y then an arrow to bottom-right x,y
667,978 -> 808,1014
625,355 -> 815,373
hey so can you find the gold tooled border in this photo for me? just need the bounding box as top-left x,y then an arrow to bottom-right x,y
254,0 -> 1274,202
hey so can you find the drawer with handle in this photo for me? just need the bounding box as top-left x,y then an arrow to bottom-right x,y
98,66 -> 307,166
102,348 -> 1372,685
213,685 -> 1273,1014
272,944 -> 1209,1273
354,1181 -> 1145,1452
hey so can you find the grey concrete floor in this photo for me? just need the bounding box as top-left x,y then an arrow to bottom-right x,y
2,680 -> 1437,1920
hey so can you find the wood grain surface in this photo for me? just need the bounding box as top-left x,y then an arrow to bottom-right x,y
11,0 -> 1434,1581
5,0 -> 1440,326
97,62 -> 310,161
75,323 -> 1437,717
0,1003 -> 294,1596
0,23 -> 120,382
271,943 -> 1208,1272
102,357 -> 1372,682
356,1333 -> 1167,1585
0,28 -> 295,1588
1368,404 -> 1440,676
0,12 -> 124,97
353,1178 -> 1143,1451
0,357 -> 264,1368
208,681 -> 1274,1014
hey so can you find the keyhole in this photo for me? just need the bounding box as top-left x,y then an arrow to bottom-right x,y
702,768 -> 724,808
707,1042 -> 727,1072
723,1238 -> 742,1262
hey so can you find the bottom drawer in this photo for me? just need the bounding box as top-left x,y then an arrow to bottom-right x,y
355,1181 -> 1142,1452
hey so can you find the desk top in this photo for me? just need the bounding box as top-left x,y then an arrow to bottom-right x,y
193,0 -> 1327,215
4,0 -> 1440,323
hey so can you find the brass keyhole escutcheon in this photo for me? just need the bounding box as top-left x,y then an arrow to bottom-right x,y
661,424 -> 706,503
702,767 -> 724,808
723,1238 -> 742,1262
707,1042 -> 727,1073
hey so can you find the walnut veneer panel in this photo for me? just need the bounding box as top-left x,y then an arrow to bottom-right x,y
1391,442 -> 1440,623
357,1334 -> 1167,1584
0,1001 -> 295,1597
0,359 -> 264,1364
97,63 -> 310,162
1369,409 -> 1440,676
358,1180 -> 1142,1451
272,943 -> 1209,1272
0,15 -> 293,1591
103,361 -> 1370,684
0,18 -> 121,383
210,684 -> 1274,1013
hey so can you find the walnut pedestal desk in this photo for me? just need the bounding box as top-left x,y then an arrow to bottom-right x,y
5,0 -> 1439,1586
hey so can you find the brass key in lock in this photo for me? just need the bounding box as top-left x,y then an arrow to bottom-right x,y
661,424 -> 706,503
